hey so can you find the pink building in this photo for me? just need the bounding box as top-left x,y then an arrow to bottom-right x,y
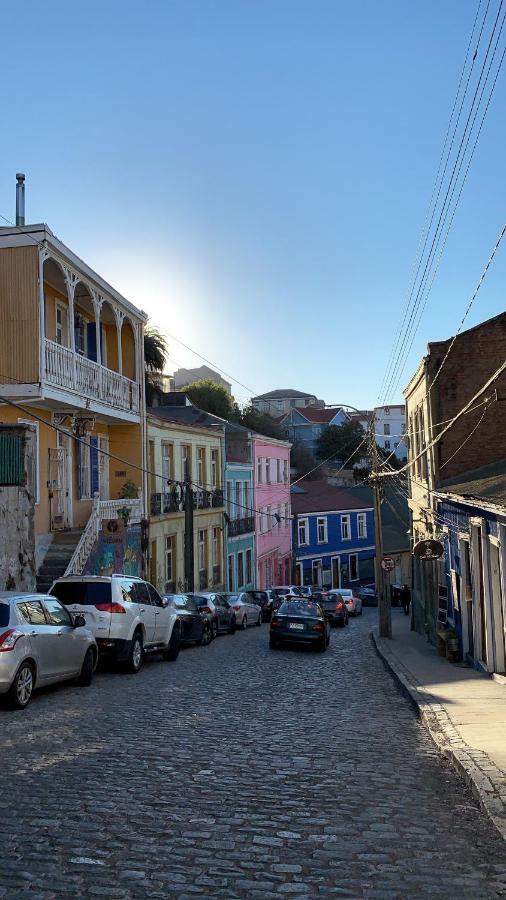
253,435 -> 292,588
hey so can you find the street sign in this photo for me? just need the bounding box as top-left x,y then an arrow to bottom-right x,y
102,518 -> 125,544
381,556 -> 395,572
413,538 -> 444,561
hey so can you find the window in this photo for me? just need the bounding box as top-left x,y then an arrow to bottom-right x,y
312,559 -> 322,585
235,481 -> 242,520
244,482 -> 250,514
257,457 -> 263,483
298,517 -> 308,546
133,582 -> 151,605
212,527 -> 219,566
246,549 -> 252,585
198,529 -> 207,572
197,447 -> 206,486
283,460 -> 288,483
18,419 -> 39,503
17,599 -> 46,625
211,449 -> 219,487
78,437 -> 91,499
226,480 -> 233,516
74,314 -> 87,356
237,552 -> 245,588
261,507 -> 269,533
384,423 -> 390,435
341,515 -> 351,540
266,458 -> 271,483
277,399 -> 283,410
384,440 -> 391,450
317,517 -> 328,544
357,513 -> 367,539
181,444 -> 191,479
165,535 -> 176,586
349,553 -> 359,581
55,303 -> 68,346
228,554 -> 235,591
384,407 -> 390,415
162,442 -> 174,484
43,597 -> 72,627
276,459 -> 282,483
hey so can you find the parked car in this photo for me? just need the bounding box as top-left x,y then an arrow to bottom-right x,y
269,598 -> 330,652
271,586 -> 302,598
165,594 -> 212,645
0,592 -> 97,709
225,593 -> 263,629
190,593 -> 236,636
50,576 -> 181,672
297,586 -> 314,597
244,590 -> 271,621
319,592 -> 350,627
358,584 -> 378,606
327,588 -> 362,617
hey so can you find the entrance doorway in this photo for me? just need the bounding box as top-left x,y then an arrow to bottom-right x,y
49,432 -> 72,530
331,557 -> 341,589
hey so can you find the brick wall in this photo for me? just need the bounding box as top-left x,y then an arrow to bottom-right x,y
428,312 -> 506,482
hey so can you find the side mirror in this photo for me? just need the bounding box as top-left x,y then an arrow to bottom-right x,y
160,597 -> 169,608
73,614 -> 86,628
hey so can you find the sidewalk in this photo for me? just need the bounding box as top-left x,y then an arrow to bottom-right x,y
372,611 -> 506,843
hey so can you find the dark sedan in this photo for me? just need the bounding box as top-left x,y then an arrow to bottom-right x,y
164,594 -> 212,646
319,592 -> 349,628
269,599 -> 331,652
190,593 -> 236,637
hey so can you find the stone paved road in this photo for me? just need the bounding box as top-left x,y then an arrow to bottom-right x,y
1,609 -> 505,899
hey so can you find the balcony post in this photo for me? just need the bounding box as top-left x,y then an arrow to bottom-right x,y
114,308 -> 124,376
63,266 -> 78,389
92,291 -> 103,399
38,246 -> 50,387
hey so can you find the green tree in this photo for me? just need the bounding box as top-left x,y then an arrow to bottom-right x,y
144,326 -> 168,405
315,421 -> 366,465
238,403 -> 283,439
183,379 -> 234,419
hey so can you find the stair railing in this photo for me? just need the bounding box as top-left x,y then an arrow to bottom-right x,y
64,495 -> 143,576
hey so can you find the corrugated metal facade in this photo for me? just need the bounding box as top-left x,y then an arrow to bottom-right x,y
0,245 -> 39,384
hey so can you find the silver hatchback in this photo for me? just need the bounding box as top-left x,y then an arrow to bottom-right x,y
0,592 -> 97,709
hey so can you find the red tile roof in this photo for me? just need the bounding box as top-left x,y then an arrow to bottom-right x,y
290,480 -> 371,513
295,407 -> 342,423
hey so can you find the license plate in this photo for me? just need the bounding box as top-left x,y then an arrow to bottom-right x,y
289,623 -> 304,630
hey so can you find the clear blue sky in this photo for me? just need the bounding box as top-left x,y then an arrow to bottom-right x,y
1,1 -> 504,408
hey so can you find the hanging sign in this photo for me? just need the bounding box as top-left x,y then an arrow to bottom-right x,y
413,538 -> 444,561
381,556 -> 395,572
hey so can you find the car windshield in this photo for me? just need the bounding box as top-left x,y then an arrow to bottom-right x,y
190,595 -> 210,607
170,595 -> 193,609
51,582 -> 111,606
0,602 -> 10,626
248,591 -> 267,602
278,600 -> 321,618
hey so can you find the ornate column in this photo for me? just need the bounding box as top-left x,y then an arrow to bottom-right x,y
39,246 -> 50,386
63,266 -> 79,391
92,290 -> 104,400
114,308 -> 124,376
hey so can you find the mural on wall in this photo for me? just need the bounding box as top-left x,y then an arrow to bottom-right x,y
84,525 -> 144,578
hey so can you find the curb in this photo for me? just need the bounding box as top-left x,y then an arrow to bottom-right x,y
371,630 -> 506,844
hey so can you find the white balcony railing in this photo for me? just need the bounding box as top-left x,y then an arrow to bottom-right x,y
45,339 -> 140,414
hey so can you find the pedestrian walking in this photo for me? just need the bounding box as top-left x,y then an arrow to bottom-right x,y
400,583 -> 411,616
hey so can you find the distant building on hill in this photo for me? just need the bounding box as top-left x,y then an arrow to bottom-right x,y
252,389 -> 324,418
173,365 -> 232,395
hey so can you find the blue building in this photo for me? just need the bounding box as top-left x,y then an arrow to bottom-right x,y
281,407 -> 347,456
291,481 -> 374,588
224,424 -> 255,592
435,461 -> 506,676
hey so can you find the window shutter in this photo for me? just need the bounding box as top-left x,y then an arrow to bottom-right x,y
87,323 -> 97,362
90,437 -> 99,496
0,435 -> 23,485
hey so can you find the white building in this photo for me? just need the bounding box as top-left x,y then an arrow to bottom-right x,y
252,389 -> 324,418
374,405 -> 407,460
174,365 -> 231,395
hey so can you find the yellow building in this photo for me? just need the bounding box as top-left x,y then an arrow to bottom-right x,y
0,218 -> 147,581
147,410 -> 225,594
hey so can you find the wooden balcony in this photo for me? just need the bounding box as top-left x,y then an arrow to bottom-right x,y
45,339 -> 140,414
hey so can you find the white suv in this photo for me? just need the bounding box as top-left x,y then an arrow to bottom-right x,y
50,576 -> 181,672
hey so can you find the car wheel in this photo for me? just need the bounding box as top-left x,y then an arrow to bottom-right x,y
200,621 -> 212,646
212,620 -> 218,639
228,617 -> 236,634
256,612 -> 262,626
126,631 -> 143,673
76,647 -> 95,687
316,638 -> 327,653
163,623 -> 181,661
6,662 -> 34,709
241,616 -> 247,630
269,636 -> 279,649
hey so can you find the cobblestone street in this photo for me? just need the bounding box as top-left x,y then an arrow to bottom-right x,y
1,610 -> 505,899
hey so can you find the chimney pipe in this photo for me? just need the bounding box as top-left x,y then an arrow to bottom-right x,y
16,173 -> 25,227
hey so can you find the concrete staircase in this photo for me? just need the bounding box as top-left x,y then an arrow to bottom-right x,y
36,530 -> 84,594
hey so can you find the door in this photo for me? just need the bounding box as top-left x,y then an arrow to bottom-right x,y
312,559 -> 322,587
296,562 -> 303,587
49,435 -> 72,530
133,582 -> 156,644
331,557 -> 341,589
42,597 -> 81,676
147,583 -> 169,643
16,598 -> 59,681
489,541 -> 505,674
98,435 -> 110,499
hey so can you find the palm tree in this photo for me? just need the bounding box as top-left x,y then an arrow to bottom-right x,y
144,326 -> 168,404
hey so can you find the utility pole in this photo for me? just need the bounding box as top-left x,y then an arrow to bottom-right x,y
184,461 -> 194,592
371,472 -> 391,638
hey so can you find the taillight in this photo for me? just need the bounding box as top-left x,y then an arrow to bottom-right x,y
336,602 -> 344,610
95,602 -> 126,614
312,622 -> 324,632
270,618 -> 280,627
0,629 -> 23,651
233,605 -> 241,611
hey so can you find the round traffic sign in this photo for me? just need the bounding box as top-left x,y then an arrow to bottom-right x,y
381,556 -> 395,572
